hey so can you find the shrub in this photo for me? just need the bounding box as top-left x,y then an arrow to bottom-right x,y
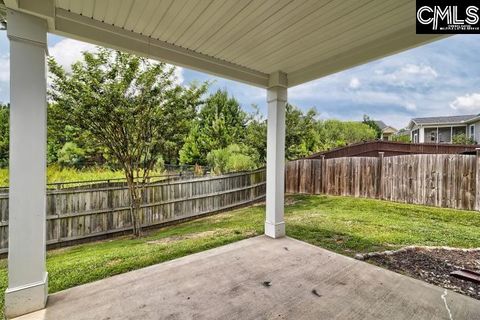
392,134 -> 411,143
207,144 -> 258,174
57,142 -> 86,168
452,133 -> 476,145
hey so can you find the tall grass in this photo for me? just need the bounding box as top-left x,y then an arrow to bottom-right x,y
0,165 -> 128,187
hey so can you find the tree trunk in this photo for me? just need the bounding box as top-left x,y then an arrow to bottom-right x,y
126,174 -> 142,237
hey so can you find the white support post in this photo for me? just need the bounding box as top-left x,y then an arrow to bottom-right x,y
419,127 -> 425,143
265,73 -> 287,238
5,10 -> 48,318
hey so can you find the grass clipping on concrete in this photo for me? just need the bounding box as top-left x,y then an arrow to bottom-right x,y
1,194 -> 480,317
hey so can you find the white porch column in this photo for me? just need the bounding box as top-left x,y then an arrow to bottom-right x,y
5,10 -> 48,318
419,127 -> 425,143
265,72 -> 287,238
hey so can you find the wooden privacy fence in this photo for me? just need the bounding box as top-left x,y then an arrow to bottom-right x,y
0,169 -> 266,253
286,153 -> 479,211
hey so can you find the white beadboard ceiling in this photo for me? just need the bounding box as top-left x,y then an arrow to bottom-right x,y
7,0 -> 445,87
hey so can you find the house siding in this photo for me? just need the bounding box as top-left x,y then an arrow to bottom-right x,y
412,125 -> 469,144
474,121 -> 480,143
408,115 -> 480,144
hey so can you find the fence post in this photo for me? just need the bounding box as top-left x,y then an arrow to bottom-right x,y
475,149 -> 480,211
320,155 -> 326,194
377,152 -> 384,200
107,183 -> 114,230
314,159 -> 322,194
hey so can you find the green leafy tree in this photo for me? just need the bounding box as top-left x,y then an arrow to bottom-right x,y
48,103 -> 102,166
243,104 -> 377,161
180,90 -> 247,164
48,48 -> 206,236
0,104 -> 8,168
245,105 -> 267,163
362,115 -> 382,139
318,119 -> 376,150
285,104 -> 321,159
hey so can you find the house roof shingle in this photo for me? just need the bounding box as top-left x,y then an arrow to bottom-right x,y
411,115 -> 477,125
374,120 -> 387,130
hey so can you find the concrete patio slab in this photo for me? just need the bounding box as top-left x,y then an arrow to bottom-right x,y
14,236 -> 480,320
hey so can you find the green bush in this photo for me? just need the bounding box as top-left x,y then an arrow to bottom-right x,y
207,144 -> 258,174
391,134 -> 411,143
57,142 -> 86,168
452,133 -> 476,145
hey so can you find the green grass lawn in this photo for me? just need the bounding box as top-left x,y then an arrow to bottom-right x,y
1,194 -> 480,318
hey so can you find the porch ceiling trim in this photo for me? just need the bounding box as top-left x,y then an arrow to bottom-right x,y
6,0 -> 447,88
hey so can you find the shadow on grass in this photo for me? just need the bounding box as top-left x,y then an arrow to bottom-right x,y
287,224 -> 390,256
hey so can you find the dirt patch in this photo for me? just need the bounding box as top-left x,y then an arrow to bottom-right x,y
365,247 -> 480,300
146,229 -> 249,245
285,196 -> 299,206
106,258 -> 123,267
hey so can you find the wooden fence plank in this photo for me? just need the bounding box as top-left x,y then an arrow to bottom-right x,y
0,169 -> 266,253
285,154 -> 478,212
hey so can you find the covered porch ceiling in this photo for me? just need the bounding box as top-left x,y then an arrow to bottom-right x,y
6,0 -> 444,88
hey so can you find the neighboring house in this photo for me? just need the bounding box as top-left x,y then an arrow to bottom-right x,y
374,120 -> 398,141
407,114 -> 480,144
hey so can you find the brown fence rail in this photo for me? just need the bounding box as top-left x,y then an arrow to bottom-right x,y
307,141 -> 479,159
286,153 -> 479,212
0,169 -> 266,253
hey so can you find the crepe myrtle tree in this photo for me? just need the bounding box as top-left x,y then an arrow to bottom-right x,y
48,48 -> 207,236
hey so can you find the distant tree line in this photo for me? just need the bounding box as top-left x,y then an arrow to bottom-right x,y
0,48 -> 383,175
0,48 -> 379,236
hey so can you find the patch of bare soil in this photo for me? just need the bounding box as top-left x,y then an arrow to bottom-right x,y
106,258 -> 123,267
285,196 -> 299,206
147,230 -> 223,245
146,228 -> 257,245
366,247 -> 480,300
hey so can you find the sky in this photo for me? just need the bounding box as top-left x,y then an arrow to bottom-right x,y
0,32 -> 479,129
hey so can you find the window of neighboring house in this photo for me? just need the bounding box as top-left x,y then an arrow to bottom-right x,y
413,133 -> 418,143
469,124 -> 475,139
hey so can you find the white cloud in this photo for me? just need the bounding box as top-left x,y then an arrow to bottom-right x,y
404,102 -> 417,111
381,64 -> 438,86
349,77 -> 360,89
172,66 -> 184,85
402,64 -> 438,77
450,93 -> 480,112
48,39 -> 97,71
0,54 -> 9,83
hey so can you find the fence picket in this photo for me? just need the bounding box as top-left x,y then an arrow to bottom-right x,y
285,154 -> 478,211
0,169 -> 266,253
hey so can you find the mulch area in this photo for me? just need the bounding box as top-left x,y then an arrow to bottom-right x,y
366,248 -> 480,300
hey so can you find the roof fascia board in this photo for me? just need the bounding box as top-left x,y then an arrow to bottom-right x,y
466,116 -> 480,123
6,0 -> 55,29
